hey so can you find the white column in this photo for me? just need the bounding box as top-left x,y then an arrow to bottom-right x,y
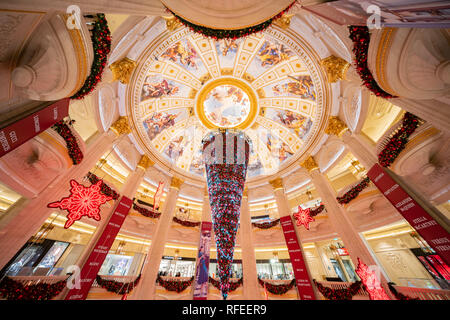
269,178 -> 320,300
341,131 -> 378,169
0,130 -> 118,269
131,176 -> 183,300
302,160 -> 393,298
240,189 -> 260,300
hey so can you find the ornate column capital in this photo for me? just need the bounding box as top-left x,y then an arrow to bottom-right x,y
273,13 -> 294,29
269,178 -> 284,191
109,57 -> 136,84
162,15 -> 182,31
170,176 -> 184,190
325,116 -> 349,137
137,155 -> 154,170
110,116 -> 131,136
300,155 -> 319,173
320,55 -> 350,83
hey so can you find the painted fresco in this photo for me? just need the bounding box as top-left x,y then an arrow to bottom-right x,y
141,75 -> 187,102
143,109 -> 187,141
163,134 -> 189,162
269,75 -> 316,101
203,85 -> 251,127
256,126 -> 294,164
189,149 -> 205,176
161,38 -> 208,77
215,39 -> 241,68
246,39 -> 295,78
265,108 -> 313,141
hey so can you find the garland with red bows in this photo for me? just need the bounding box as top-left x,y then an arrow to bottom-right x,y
165,1 -> 297,40
95,274 -> 141,295
173,216 -> 201,228
86,172 -> 120,200
348,26 -> 396,99
252,219 -> 280,229
209,277 -> 243,292
133,203 -> 161,218
258,278 -> 295,295
52,121 -> 84,165
387,282 -> 419,300
378,112 -> 422,168
0,276 -> 67,300
156,276 -> 194,293
337,177 -> 371,205
71,14 -> 111,100
310,204 -> 325,217
314,279 -> 363,300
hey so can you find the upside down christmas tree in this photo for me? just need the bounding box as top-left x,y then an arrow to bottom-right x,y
202,130 -> 250,300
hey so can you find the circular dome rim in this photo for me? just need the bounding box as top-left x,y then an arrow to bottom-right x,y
194,76 -> 259,130
125,23 -> 332,187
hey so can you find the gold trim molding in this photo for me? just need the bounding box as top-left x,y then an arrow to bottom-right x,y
324,116 -> 349,137
109,57 -> 137,84
320,55 -> 350,83
110,116 -> 131,136
269,178 -> 284,191
195,77 -> 258,130
137,155 -> 154,170
273,13 -> 294,30
300,156 -> 319,172
170,176 -> 184,190
162,15 -> 182,32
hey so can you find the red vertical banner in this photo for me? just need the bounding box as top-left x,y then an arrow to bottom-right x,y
280,216 -> 316,300
367,163 -> 450,265
65,196 -> 133,300
0,98 -> 70,157
193,221 -> 212,300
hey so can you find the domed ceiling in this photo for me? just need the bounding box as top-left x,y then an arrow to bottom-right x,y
128,25 -> 328,181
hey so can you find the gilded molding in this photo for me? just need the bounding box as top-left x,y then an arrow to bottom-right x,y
170,176 -> 184,190
162,15 -> 182,32
110,116 -> 131,136
273,13 -> 294,29
300,155 -> 319,172
320,55 -> 350,83
324,116 -> 349,137
269,178 -> 284,191
376,28 -> 399,96
109,57 -> 136,84
273,13 -> 294,30
137,155 -> 154,170
243,187 -> 248,198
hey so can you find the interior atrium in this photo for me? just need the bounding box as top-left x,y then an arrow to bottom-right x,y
0,0 -> 449,302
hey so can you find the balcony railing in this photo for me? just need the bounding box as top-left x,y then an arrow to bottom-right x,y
315,280 -> 370,300
393,285 -> 450,300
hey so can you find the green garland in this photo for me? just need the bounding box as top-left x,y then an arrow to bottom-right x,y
0,276 -> 67,300
209,277 -> 243,292
378,112 -> 422,168
314,279 -> 362,300
165,1 -> 297,40
348,26 -> 396,99
156,275 -> 194,293
337,177 -> 371,205
71,14 -> 111,100
258,278 -> 295,295
52,120 -> 84,165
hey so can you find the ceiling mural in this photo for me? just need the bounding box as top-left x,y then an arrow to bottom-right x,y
130,26 -> 326,180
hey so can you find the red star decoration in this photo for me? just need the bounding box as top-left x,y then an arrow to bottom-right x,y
293,206 -> 315,230
355,258 -> 390,300
48,179 -> 113,229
